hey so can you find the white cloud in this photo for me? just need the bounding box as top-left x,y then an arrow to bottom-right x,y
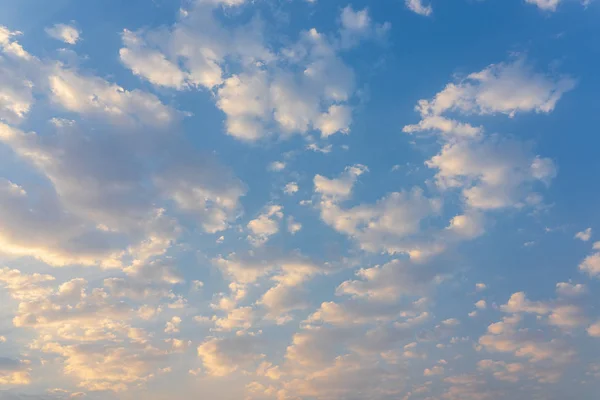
197,335 -> 264,376
340,6 -> 371,32
446,212 -> 485,238
580,252 -> 600,277
477,360 -> 525,383
476,283 -> 487,292
164,316 -> 182,334
247,205 -> 284,246
315,104 -> 352,137
0,26 -> 36,124
556,282 -> 587,297
575,227 -> 592,242
118,3 -> 383,142
287,216 -> 302,234
45,24 -> 80,45
0,33 -> 246,265
500,292 -> 551,315
548,305 -> 587,329
427,135 -> 556,210
479,314 -> 575,365
475,300 -> 487,310
268,161 -> 286,171
406,0 -> 433,16
212,306 -> 257,332
314,164 -> 368,200
409,58 -> 575,119
119,30 -> 189,89
48,66 -> 177,126
259,262 -> 321,319
338,6 -> 389,48
336,259 -> 442,302
284,182 -> 299,195
526,0 -> 561,11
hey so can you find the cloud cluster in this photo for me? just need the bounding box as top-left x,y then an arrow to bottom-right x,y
119,3 -> 389,141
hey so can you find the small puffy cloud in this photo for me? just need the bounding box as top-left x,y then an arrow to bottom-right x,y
424,365 -> 444,376
406,0 -> 433,16
164,316 -> 182,334
197,335 -> 264,376
269,161 -> 286,171
403,115 -> 483,139
338,5 -> 390,48
212,306 -> 257,332
336,259 -> 441,302
284,182 -> 299,195
287,216 -> 302,234
120,29 -> 189,89
478,360 -> 525,383
575,227 -> 592,242
0,26 -> 36,124
314,164 -> 368,200
247,205 -> 284,246
340,6 -> 371,33
548,305 -> 587,329
579,252 -> 600,277
475,300 -> 487,310
588,321 -> 600,337
500,292 -> 550,315
411,58 -> 575,119
442,318 -> 460,327
426,136 -> 556,210
526,0 -> 561,11
556,282 -> 587,297
259,261 -> 322,319
315,105 -> 352,137
447,212 -> 485,239
476,283 -> 487,292
45,23 -> 80,45
479,314 -> 575,365
48,67 -> 177,126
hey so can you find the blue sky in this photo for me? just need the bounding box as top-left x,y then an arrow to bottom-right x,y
0,0 -> 599,399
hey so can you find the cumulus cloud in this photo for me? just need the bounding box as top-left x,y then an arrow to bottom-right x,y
525,0 -> 561,11
426,135 -> 556,210
336,259 -> 442,302
314,165 -> 449,258
1,269 -> 178,392
197,335 -> 264,376
405,0 -> 433,16
0,32 -> 246,266
575,227 -> 592,242
287,216 -> 302,234
314,164 -> 368,200
247,205 -> 284,246
283,182 -> 299,195
556,282 -> 587,297
580,251 -> 600,277
408,58 -> 575,120
45,24 -> 80,45
117,3 -> 389,142
0,26 -> 36,124
588,321 -> 600,337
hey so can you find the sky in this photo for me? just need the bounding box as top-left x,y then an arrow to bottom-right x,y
0,0 -> 599,399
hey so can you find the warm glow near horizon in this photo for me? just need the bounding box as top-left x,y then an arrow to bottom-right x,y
0,0 -> 599,399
